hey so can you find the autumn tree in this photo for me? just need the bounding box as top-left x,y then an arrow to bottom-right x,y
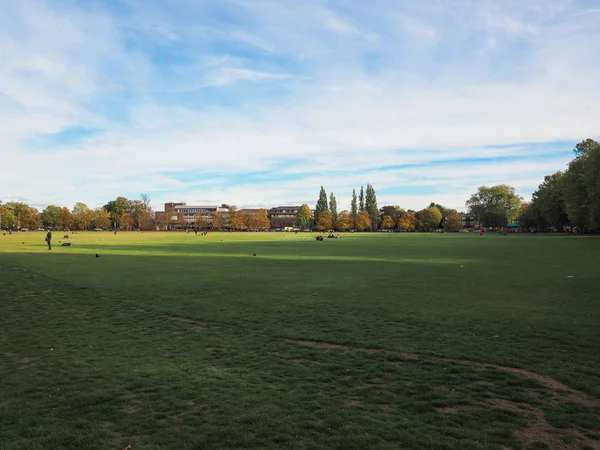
381,205 -> 405,224
381,215 -> 394,229
212,211 -> 225,230
417,207 -> 443,231
398,211 -> 417,231
444,210 -> 463,231
120,213 -> 134,230
57,207 -> 75,230
231,210 -> 249,231
194,213 -> 210,230
355,210 -> 371,231
176,214 -> 187,229
103,196 -> 130,227
92,208 -> 111,229
155,212 -> 169,230
316,210 -> 334,231
249,209 -> 271,230
138,211 -> 153,230
296,204 -> 313,230
335,210 -> 352,230
6,202 -> 40,229
429,202 -> 450,219
351,189 -> 358,218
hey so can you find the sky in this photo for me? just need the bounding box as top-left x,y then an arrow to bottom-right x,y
1,0 -> 599,213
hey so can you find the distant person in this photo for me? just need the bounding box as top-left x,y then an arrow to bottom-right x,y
45,229 -> 52,250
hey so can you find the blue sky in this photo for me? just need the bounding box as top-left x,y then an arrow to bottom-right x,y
1,0 -> 599,212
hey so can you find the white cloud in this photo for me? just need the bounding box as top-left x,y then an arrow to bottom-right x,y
1,0 -> 599,212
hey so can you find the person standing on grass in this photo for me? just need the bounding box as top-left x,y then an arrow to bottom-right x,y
45,229 -> 52,250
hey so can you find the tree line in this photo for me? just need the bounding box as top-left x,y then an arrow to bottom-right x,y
294,185 -> 465,231
518,139 -> 600,231
0,194 -> 154,231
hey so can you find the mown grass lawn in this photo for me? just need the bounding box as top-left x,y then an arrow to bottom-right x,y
1,231 -> 599,449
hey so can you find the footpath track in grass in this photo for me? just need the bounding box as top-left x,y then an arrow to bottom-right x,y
1,231 -> 599,449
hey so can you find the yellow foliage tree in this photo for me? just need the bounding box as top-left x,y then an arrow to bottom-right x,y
57,207 -> 75,230
212,211 -> 224,230
231,210 -> 249,231
398,212 -> 417,231
355,210 -> 371,231
316,210 -> 334,230
249,209 -> 271,230
120,212 -> 134,230
444,209 -> 463,231
381,215 -> 395,229
78,211 -> 93,230
335,211 -> 352,230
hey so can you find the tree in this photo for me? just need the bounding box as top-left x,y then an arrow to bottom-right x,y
6,202 -> 40,229
398,212 -> 417,231
120,213 -> 134,230
416,207 -> 443,231
429,202 -> 450,219
296,204 -> 313,230
316,210 -> 334,231
138,210 -> 153,230
335,210 -> 353,230
103,196 -> 130,228
329,192 -> 338,219
176,214 -> 187,229
444,210 -> 463,231
315,186 -> 329,223
359,186 -> 364,211
364,184 -> 378,230
194,213 -> 210,230
41,205 -> 62,227
72,202 -> 89,219
0,204 -> 16,228
91,208 -> 111,229
155,212 -> 169,230
231,210 -> 249,231
249,209 -> 271,230
57,208 -> 75,230
381,215 -> 394,229
140,193 -> 151,209
355,210 -> 371,231
351,189 -> 358,218
381,206 -> 405,224
72,203 -> 91,230
466,184 -> 522,228
533,172 -> 569,230
212,211 -> 225,230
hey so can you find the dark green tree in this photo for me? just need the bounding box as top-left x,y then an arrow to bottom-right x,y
359,186 -> 364,211
364,184 -> 378,230
315,186 -> 328,223
466,184 -> 522,228
351,189 -> 358,218
41,205 -> 62,227
329,192 -> 338,219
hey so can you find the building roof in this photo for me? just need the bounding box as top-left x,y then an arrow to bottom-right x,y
174,205 -> 218,210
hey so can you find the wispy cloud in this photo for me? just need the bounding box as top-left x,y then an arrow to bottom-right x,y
1,0 -> 599,211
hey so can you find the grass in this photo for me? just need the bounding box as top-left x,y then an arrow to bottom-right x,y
0,230 -> 599,449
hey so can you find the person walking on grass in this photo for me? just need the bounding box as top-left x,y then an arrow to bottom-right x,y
45,229 -> 52,250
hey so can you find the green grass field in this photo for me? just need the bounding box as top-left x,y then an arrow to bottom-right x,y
1,231 -> 599,449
